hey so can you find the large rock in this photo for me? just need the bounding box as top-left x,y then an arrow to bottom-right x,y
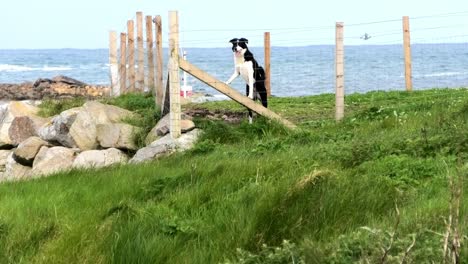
82,101 -> 137,124
131,129 -> 201,163
2,152 -> 32,181
52,75 -> 87,86
39,101 -> 137,150
9,115 -> 50,145
13,137 -> 50,166
67,108 -> 98,150
68,101 -> 137,150
72,148 -> 129,169
0,101 -> 40,148
145,113 -> 195,145
96,123 -> 141,151
129,143 -> 173,164
39,107 -> 82,147
32,146 -> 77,176
173,129 -> 203,151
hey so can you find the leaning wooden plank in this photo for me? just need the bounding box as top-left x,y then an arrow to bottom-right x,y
178,58 -> 296,129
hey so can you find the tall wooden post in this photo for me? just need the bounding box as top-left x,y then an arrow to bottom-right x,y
154,15 -> 164,107
109,31 -> 119,96
264,32 -> 271,97
403,16 -> 413,91
335,22 -> 344,121
127,20 -> 136,92
169,11 -> 181,138
136,12 -> 145,92
146,15 -> 155,95
119,33 -> 127,94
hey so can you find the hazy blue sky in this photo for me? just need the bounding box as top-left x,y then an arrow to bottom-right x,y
1,0 -> 467,49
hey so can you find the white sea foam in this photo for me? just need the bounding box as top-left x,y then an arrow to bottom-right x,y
42,66 -> 73,71
0,64 -> 34,72
422,71 -> 465,77
399,72 -> 467,78
0,64 -> 72,72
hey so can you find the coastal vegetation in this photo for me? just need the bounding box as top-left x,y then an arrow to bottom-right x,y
0,88 -> 467,263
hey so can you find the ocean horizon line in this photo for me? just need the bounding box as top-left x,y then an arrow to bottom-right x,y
0,42 -> 467,51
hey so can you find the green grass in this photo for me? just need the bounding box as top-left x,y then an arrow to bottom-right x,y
37,97 -> 87,117
2,88 -> 468,263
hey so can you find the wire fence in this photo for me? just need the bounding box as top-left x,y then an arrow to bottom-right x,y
110,11 -> 468,121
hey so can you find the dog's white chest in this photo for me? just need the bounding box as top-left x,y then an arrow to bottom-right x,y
236,61 -> 253,82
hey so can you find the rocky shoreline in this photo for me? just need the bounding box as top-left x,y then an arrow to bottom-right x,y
0,75 -> 110,100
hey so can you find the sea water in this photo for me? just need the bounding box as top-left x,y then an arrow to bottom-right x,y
1,43 -> 467,97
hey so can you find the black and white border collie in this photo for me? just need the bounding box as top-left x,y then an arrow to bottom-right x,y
225,38 -> 268,123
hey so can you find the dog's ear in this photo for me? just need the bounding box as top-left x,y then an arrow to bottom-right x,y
229,38 -> 238,43
239,38 -> 248,44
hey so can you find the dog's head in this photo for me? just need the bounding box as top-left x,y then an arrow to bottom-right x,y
229,38 -> 248,57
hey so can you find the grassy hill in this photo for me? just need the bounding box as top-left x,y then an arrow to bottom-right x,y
1,88 -> 467,263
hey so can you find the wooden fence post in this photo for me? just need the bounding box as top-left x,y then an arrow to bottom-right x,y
146,15 -> 155,95
403,16 -> 413,91
119,33 -> 127,94
154,15 -> 164,108
127,20 -> 136,92
169,11 -> 181,138
264,32 -> 271,97
109,31 -> 119,96
136,12 -> 145,92
335,22 -> 344,121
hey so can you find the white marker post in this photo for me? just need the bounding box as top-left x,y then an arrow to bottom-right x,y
181,50 -> 192,98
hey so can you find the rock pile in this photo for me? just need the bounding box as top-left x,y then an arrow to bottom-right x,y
0,100 -> 199,182
0,75 -> 110,100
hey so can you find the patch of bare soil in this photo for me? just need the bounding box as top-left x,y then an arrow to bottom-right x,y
183,108 -> 247,124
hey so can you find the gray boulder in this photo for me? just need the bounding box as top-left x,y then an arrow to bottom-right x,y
145,113 -> 195,145
0,101 -> 41,148
13,136 -> 50,166
38,107 -> 82,147
131,129 -> 201,163
9,116 -> 50,146
72,148 -> 129,169
67,108 -> 98,150
129,144 -> 173,164
39,101 -> 137,150
52,75 -> 87,86
82,101 -> 137,124
173,128 -> 202,151
2,152 -> 32,181
32,146 -> 77,176
96,123 -> 141,151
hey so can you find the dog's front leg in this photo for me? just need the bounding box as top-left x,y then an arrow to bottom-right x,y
226,71 -> 239,85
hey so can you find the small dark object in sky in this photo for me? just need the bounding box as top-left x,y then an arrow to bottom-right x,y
360,33 -> 372,40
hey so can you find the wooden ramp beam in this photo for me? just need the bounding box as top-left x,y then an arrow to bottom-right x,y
178,58 -> 296,129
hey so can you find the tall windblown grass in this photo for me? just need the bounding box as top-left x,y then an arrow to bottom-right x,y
1,88 -> 468,263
